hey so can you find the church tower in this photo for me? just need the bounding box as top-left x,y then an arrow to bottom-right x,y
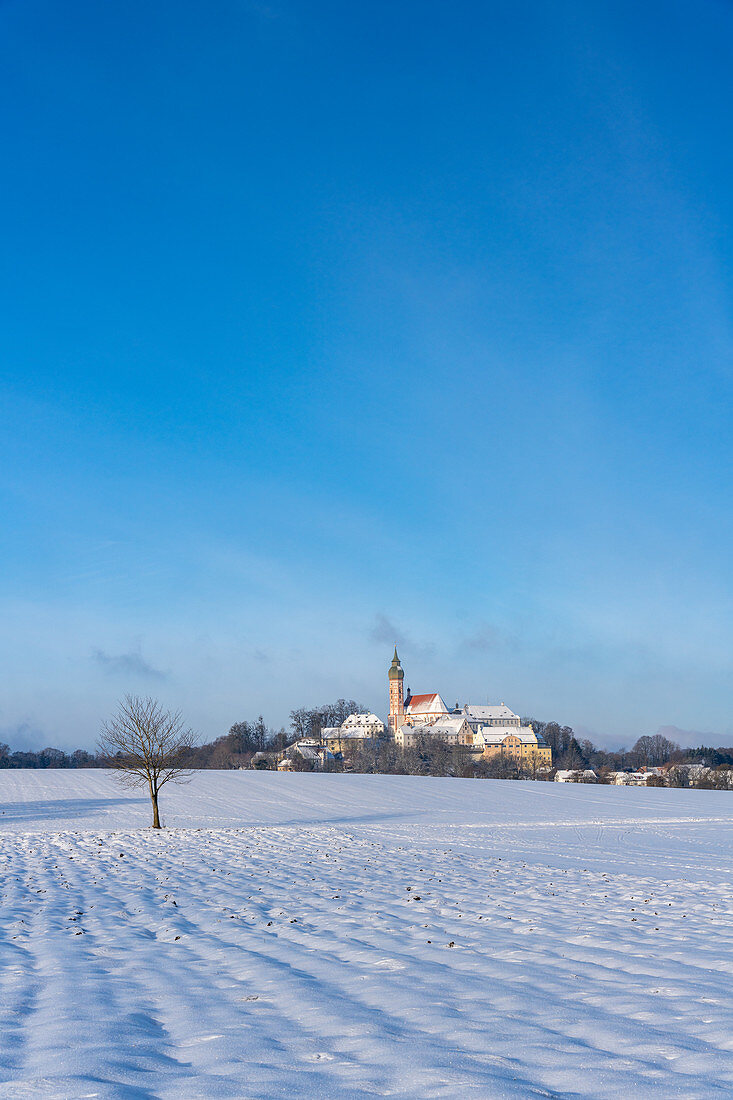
388,647 -> 404,734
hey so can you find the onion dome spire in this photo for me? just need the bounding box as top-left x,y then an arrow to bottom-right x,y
388,646 -> 404,681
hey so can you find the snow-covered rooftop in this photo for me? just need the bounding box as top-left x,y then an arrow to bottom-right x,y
405,693 -> 449,715
463,704 -> 520,722
403,717 -> 467,737
341,712 -> 384,730
322,727 -> 377,741
480,725 -> 543,745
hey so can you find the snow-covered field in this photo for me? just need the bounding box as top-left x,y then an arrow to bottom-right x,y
1,771 -> 732,1099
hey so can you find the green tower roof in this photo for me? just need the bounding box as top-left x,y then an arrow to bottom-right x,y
388,646 -> 404,681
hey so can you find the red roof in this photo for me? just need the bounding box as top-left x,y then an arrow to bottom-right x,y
405,693 -> 450,716
407,693 -> 440,706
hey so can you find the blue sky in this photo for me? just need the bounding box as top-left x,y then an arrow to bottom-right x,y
1,0 -> 732,750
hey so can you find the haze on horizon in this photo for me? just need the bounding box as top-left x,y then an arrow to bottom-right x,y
1,0 -> 731,753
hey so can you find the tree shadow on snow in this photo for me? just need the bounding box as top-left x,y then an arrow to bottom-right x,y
248,809 -> 428,828
0,796 -> 148,823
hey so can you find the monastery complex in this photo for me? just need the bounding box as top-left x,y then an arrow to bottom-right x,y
278,649 -> 552,770
387,648 -> 552,766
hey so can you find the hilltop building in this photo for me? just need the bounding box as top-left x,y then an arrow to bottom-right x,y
462,704 -> 520,730
404,692 -> 450,724
341,712 -> 385,736
387,648 -> 450,730
387,649 -> 551,767
278,740 -> 335,771
395,715 -> 471,749
321,712 -> 386,754
387,648 -> 405,733
480,726 -> 551,766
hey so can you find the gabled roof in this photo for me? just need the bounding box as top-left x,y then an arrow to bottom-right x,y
296,746 -> 321,761
463,704 -> 520,722
399,723 -> 433,737
341,712 -> 384,730
430,717 -> 469,733
406,717 -> 468,736
322,727 -> 375,741
480,726 -> 545,745
405,693 -> 449,715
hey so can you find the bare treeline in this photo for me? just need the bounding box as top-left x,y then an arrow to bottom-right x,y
525,723 -> 686,772
3,705 -> 732,776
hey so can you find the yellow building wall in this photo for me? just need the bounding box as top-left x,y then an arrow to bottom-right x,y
482,737 -> 552,766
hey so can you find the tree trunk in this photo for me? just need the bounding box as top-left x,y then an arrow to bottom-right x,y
149,780 -> 161,828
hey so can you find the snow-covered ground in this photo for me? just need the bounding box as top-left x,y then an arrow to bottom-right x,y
1,771 -> 732,1099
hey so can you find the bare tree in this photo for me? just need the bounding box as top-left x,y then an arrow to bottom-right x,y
631,733 -> 680,767
98,695 -> 196,828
